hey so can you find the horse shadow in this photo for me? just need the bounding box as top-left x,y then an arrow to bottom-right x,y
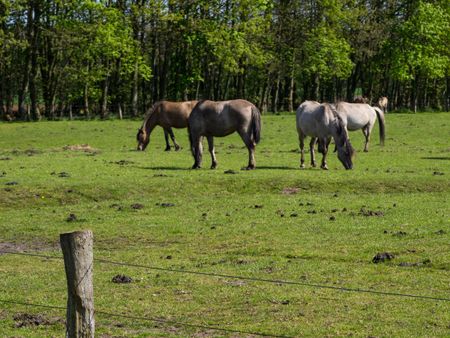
256,165 -> 298,170
421,157 -> 450,161
134,166 -> 191,171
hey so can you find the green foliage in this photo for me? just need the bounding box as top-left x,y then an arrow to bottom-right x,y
390,1 -> 450,81
303,25 -> 353,80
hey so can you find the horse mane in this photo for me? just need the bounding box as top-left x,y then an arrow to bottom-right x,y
327,103 -> 355,155
141,102 -> 162,131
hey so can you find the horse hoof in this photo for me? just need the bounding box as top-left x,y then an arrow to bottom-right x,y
210,164 -> 217,169
321,165 -> 329,170
175,146 -> 181,151
242,165 -> 255,170
300,163 -> 305,169
311,162 -> 317,168
165,147 -> 171,152
192,164 -> 201,169
363,149 -> 369,153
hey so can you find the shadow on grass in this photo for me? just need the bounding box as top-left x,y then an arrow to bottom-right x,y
135,165 -> 191,171
256,165 -> 299,170
421,157 -> 450,161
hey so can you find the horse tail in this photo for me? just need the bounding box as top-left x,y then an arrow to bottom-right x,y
373,106 -> 385,146
250,105 -> 261,144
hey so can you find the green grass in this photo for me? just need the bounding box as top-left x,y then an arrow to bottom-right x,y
0,113 -> 449,337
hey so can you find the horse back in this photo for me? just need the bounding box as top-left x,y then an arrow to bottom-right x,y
296,101 -> 330,137
335,102 -> 375,130
189,99 -> 254,137
157,100 -> 197,128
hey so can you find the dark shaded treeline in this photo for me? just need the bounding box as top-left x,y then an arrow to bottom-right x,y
0,0 -> 448,120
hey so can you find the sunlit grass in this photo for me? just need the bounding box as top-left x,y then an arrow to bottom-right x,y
0,113 -> 449,337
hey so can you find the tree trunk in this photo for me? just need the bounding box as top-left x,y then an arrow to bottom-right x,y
29,1 -> 41,121
83,80 -> 90,119
131,59 -> 139,117
100,74 -> 110,119
271,75 -> 280,113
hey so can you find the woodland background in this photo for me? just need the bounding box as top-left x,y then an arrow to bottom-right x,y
0,0 -> 449,120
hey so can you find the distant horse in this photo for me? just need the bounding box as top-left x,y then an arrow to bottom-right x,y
188,99 -> 261,170
137,100 -> 198,151
296,101 -> 354,170
334,102 -> 385,152
353,96 -> 369,104
377,96 -> 388,113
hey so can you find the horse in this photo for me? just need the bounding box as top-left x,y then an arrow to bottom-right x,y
377,96 -> 388,113
136,100 -> 198,151
296,101 -> 354,170
188,99 -> 261,170
333,101 -> 385,152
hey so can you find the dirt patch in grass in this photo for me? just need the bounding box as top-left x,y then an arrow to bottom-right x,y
13,313 -> 63,328
112,274 -> 133,284
359,208 -> 384,217
281,187 -> 299,195
63,144 -> 97,152
372,252 -> 395,263
0,241 -> 57,254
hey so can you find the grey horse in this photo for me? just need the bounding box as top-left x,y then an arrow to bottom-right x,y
137,100 -> 198,151
334,102 -> 385,152
377,96 -> 388,113
296,101 -> 354,170
188,99 -> 261,170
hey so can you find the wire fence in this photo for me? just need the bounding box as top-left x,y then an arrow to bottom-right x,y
1,249 -> 449,336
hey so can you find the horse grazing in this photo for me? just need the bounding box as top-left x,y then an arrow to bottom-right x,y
296,101 -> 354,170
137,100 -> 198,151
334,101 -> 385,152
377,96 -> 388,113
188,99 -> 261,170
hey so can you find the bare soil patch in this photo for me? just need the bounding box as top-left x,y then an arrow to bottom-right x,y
63,144 -> 98,153
0,241 -> 57,254
282,187 -> 299,195
13,313 -> 63,328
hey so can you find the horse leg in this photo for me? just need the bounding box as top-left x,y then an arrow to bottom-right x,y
310,138 -> 317,167
168,128 -> 181,151
163,129 -> 171,151
362,125 -> 370,152
239,131 -> 256,170
320,137 -> 329,170
191,135 -> 203,169
207,136 -> 217,169
299,133 -> 305,168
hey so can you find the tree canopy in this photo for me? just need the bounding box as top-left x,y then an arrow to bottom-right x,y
0,0 -> 449,120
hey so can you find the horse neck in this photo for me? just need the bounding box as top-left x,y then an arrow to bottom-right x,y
143,108 -> 159,135
328,105 -> 348,146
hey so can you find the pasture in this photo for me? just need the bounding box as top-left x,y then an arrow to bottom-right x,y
0,113 -> 449,337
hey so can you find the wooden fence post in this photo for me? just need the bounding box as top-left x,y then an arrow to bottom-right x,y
60,230 -> 95,338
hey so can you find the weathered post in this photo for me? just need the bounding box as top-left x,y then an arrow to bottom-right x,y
60,230 -> 95,338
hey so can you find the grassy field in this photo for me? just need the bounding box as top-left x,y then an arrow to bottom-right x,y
0,112 -> 449,337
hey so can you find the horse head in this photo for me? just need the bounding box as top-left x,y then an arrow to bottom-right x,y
136,127 -> 149,151
331,107 -> 355,170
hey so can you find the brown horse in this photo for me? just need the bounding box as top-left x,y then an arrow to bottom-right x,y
188,99 -> 261,170
137,100 -> 198,151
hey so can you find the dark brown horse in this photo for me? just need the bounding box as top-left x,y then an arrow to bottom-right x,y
188,99 -> 261,170
137,100 -> 198,151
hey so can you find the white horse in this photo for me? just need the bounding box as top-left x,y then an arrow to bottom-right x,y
377,96 -> 388,113
333,102 -> 385,152
296,101 -> 354,170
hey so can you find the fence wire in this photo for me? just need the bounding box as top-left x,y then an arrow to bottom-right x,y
0,298 -> 291,338
2,250 -> 449,302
